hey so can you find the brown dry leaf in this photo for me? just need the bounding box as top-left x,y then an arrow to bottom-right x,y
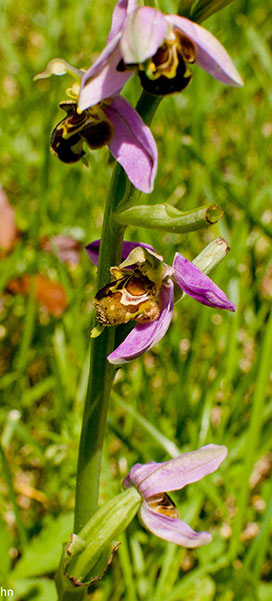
7,274 -> 68,316
7,276 -> 31,295
35,274 -> 68,316
0,186 -> 18,252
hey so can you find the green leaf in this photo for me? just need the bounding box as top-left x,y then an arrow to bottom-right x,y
0,516 -> 12,582
12,513 -> 73,580
258,583 -> 272,601
12,578 -> 57,601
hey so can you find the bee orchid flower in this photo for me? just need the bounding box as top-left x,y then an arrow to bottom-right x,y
35,60 -> 157,193
123,444 -> 228,547
79,0 -> 243,111
86,240 -> 235,365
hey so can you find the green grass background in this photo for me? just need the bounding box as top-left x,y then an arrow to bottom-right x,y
0,0 -> 271,599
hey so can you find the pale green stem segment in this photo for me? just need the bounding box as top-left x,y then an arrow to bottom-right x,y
73,91 -> 162,534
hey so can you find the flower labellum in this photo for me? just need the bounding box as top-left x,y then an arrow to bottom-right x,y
94,269 -> 162,326
94,246 -> 164,326
86,240 -> 236,365
50,101 -> 114,164
78,0 -> 243,111
124,444 -> 228,548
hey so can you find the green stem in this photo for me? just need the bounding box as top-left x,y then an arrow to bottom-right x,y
73,163 -> 127,533
73,91 -> 161,534
57,91 -> 161,601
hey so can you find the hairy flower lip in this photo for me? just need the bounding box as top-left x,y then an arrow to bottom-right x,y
124,444 -> 228,547
86,240 -> 235,365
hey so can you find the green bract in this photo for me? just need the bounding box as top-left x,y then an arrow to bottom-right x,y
56,488 -> 141,592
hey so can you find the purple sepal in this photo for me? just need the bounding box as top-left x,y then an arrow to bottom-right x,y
85,240 -> 157,266
107,283 -> 174,365
104,95 -> 158,193
167,15 -> 243,87
108,0 -> 139,42
78,42 -> 133,111
121,7 -> 168,64
123,461 -> 158,490
173,253 -> 236,311
125,445 -> 227,498
140,502 -> 212,548
124,444 -> 227,548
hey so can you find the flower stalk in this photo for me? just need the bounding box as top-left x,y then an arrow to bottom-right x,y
73,91 -> 162,537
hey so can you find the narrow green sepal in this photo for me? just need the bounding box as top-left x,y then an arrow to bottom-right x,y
179,0 -> 235,23
178,0 -> 195,18
192,237 -> 230,273
34,58 -> 83,82
57,488 -> 141,589
113,203 -> 223,233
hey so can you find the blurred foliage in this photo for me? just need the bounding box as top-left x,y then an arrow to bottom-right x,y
0,0 -> 271,600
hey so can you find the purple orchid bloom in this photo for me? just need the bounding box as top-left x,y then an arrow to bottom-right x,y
124,444 -> 227,547
50,93 -> 157,194
86,240 -> 235,365
78,0 -> 243,111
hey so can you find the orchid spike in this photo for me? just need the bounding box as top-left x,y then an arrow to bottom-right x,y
86,240 -> 235,365
78,0 -> 243,111
124,444 -> 227,547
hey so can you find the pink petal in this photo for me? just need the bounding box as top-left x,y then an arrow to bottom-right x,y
173,253 -> 236,311
108,0 -> 139,42
107,283 -> 174,364
167,15 -> 243,87
123,461 -> 159,490
78,42 -> 133,111
129,445 -> 227,498
105,95 -> 157,193
121,7 -> 168,64
140,501 -> 212,547
85,240 -> 157,266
